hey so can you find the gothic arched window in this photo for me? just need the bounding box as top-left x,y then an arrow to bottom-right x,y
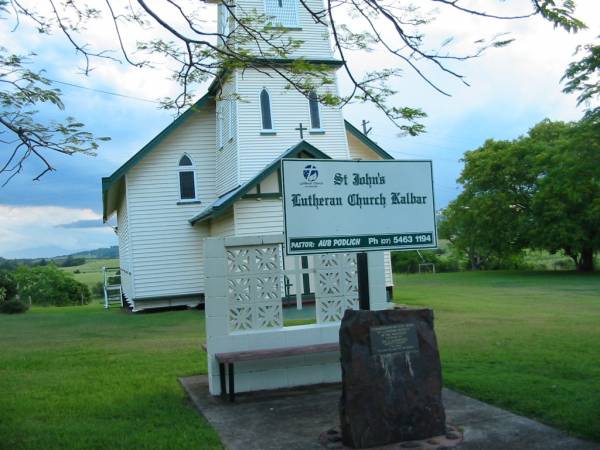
178,154 -> 197,200
308,91 -> 321,130
260,88 -> 273,130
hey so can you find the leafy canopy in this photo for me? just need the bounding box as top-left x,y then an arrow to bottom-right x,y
441,116 -> 600,271
0,0 -> 587,182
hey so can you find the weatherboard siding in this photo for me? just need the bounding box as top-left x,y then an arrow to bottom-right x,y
210,209 -> 235,237
126,107 -> 216,299
235,199 -> 284,236
228,0 -> 333,60
347,132 -> 385,161
117,190 -> 134,299
215,75 -> 239,196
236,68 -> 349,184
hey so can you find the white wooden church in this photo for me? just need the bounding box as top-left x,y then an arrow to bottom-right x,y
102,0 -> 395,312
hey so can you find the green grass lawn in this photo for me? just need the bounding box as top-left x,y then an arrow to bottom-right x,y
394,271 -> 600,441
0,304 -> 221,450
1,271 -> 599,449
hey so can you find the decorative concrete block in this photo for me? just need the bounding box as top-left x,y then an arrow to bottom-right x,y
204,237 -> 226,257
205,276 -> 228,298
205,314 -> 228,338
204,258 -> 227,277
205,296 -> 228,318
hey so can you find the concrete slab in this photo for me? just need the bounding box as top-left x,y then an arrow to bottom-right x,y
180,376 -> 599,450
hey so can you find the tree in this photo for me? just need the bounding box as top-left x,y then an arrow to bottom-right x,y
439,136 -> 538,269
526,118 -> 600,271
562,37 -> 600,113
0,48 -> 110,185
0,269 -> 18,300
13,265 -> 91,306
443,116 -> 600,271
60,255 -> 86,268
0,0 -> 585,182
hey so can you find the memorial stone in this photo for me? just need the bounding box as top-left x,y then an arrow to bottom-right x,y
339,308 -> 446,448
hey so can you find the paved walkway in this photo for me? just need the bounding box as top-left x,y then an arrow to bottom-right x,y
180,376 -> 599,450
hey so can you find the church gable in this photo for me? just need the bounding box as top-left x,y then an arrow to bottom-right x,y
345,121 -> 394,161
102,94 -> 214,221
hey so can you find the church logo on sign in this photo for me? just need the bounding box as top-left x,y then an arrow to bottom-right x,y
301,164 -> 322,187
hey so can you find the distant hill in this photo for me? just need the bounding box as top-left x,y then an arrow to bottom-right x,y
0,246 -> 119,269
65,246 -> 119,259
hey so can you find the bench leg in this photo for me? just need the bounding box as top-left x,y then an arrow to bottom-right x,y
228,363 -> 235,403
219,363 -> 226,399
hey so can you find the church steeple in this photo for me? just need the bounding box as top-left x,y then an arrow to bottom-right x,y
213,0 -> 350,197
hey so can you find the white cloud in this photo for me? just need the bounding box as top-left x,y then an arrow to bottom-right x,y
0,205 -> 116,258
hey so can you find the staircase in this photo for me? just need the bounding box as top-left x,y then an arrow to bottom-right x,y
103,267 -> 123,309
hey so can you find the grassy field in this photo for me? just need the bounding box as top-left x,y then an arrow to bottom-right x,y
394,271 -> 600,441
1,271 -> 599,449
0,304 -> 221,450
60,258 -> 119,292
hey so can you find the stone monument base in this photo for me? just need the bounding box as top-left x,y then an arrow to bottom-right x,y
339,309 -> 446,448
319,424 -> 463,449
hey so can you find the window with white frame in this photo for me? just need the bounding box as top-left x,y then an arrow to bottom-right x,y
308,91 -> 321,130
178,154 -> 197,200
264,0 -> 299,28
260,88 -> 273,130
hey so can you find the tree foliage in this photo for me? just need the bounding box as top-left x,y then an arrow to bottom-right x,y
13,264 -> 91,306
442,116 -> 600,271
0,0 -> 586,181
0,47 -> 110,185
562,37 -> 600,110
0,269 -> 18,300
60,255 -> 86,268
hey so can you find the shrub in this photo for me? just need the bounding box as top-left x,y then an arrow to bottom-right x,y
0,299 -> 29,314
73,269 -> 81,274
60,256 -> 86,267
0,270 -> 18,300
391,249 -> 460,273
13,265 -> 91,306
92,281 -> 105,298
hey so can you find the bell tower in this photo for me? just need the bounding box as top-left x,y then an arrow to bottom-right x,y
212,0 -> 350,196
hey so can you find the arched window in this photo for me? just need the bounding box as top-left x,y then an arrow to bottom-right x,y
308,91 -> 321,130
260,88 -> 273,130
178,154 -> 197,200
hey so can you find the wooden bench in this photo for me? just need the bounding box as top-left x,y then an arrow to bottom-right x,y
207,342 -> 340,402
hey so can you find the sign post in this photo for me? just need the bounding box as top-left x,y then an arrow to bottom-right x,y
356,252 -> 370,310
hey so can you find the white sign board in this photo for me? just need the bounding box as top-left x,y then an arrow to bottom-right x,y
281,159 -> 437,255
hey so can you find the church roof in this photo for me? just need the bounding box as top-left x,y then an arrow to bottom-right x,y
188,140 -> 330,226
101,86 -> 393,221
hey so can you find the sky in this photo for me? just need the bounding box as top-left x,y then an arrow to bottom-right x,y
0,0 -> 598,258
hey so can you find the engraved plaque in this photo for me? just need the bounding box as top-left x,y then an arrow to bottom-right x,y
370,323 -> 419,356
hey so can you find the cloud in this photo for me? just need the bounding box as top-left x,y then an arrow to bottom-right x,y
0,205 -> 116,259
0,0 -> 599,258
57,219 -> 107,229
